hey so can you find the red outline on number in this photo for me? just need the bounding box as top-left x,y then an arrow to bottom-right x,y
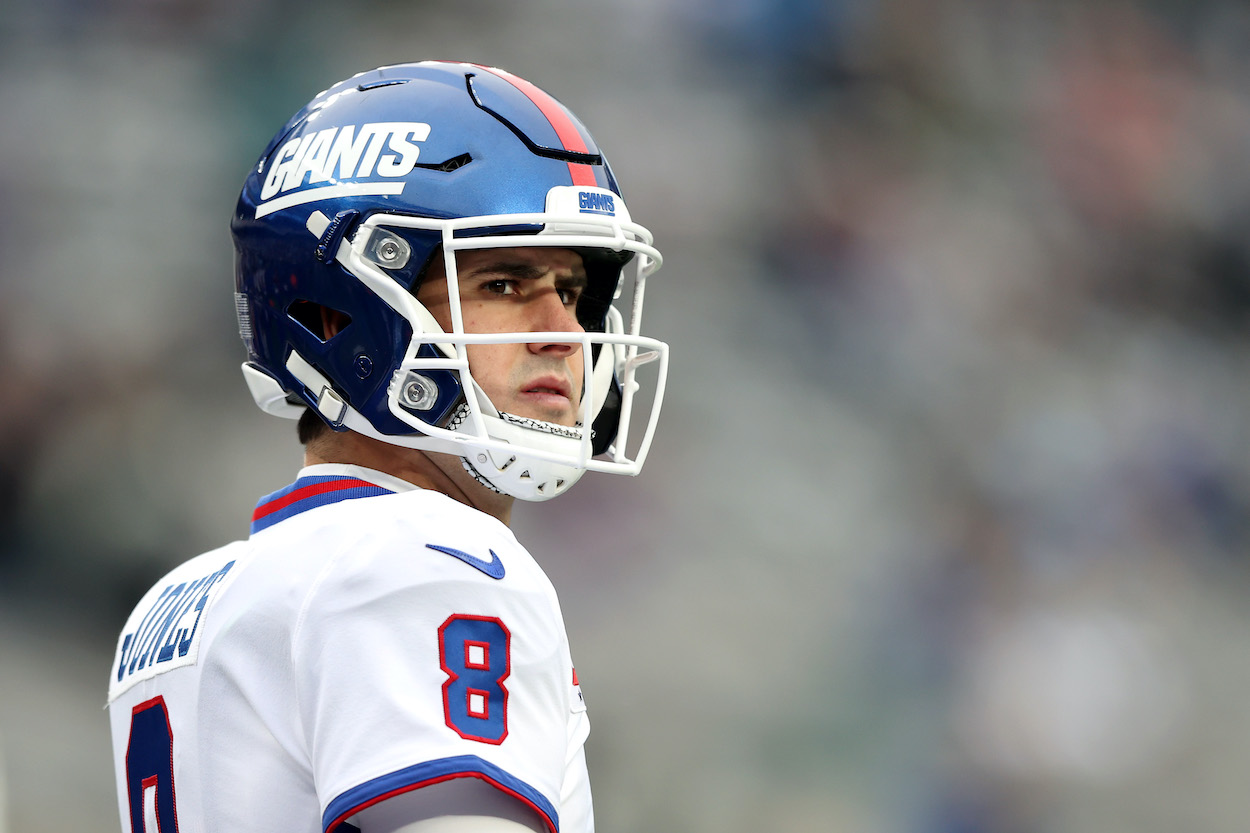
126,695 -> 180,833
464,640 -> 490,670
466,687 -> 490,719
140,775 -> 159,830
438,614 -> 510,744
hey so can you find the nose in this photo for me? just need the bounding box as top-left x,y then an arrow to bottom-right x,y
528,288 -> 584,358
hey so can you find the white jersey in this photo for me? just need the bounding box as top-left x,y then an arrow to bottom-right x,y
107,464 -> 591,833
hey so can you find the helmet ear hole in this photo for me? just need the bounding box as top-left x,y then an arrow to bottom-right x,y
287,300 -> 352,342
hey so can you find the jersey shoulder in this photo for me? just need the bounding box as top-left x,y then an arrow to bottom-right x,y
231,490 -> 562,655
266,488 -> 554,596
107,490 -> 558,704
108,539 -> 249,702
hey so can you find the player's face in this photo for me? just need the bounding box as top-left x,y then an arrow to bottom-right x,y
417,247 -> 587,427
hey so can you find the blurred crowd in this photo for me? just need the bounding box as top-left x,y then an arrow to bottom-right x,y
4,1 -> 1250,832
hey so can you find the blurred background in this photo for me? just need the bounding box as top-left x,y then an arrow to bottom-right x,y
5,0 -> 1250,831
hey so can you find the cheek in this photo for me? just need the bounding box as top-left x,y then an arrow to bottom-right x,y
464,343 -> 518,389
460,302 -> 509,334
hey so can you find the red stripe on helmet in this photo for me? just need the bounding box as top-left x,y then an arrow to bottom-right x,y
472,65 -> 598,187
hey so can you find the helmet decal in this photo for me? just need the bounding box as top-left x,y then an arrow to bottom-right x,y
255,122 -> 430,218
467,64 -> 600,186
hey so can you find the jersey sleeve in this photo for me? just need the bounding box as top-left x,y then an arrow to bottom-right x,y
290,525 -> 572,833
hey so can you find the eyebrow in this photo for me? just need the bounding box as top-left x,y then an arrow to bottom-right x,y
466,260 -> 588,287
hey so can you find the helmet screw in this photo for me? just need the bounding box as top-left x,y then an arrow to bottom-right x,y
353,354 -> 373,379
364,229 -> 411,269
477,454 -> 488,464
377,240 -> 401,262
399,371 -> 439,410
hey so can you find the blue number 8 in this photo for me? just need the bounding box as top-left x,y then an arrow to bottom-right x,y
125,697 -> 180,832
438,615 -> 511,744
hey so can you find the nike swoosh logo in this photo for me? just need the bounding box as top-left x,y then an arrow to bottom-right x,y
426,544 -> 506,579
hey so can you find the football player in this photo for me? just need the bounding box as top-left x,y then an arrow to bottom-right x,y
106,61 -> 667,833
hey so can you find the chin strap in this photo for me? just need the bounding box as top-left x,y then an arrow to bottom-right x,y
459,456 -> 505,494
458,411 -> 589,501
461,452 -> 585,501
498,412 -> 584,439
460,455 -> 502,492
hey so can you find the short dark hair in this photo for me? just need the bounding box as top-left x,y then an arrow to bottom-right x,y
297,408 -> 329,445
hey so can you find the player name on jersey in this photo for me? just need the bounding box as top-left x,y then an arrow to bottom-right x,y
113,560 -> 237,693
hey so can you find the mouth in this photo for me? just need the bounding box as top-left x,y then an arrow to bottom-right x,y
516,375 -> 577,417
521,375 -> 572,401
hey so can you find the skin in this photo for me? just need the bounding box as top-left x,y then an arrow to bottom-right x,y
305,246 -> 589,527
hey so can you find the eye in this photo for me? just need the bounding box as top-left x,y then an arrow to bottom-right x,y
482,279 -> 519,296
558,286 -> 582,306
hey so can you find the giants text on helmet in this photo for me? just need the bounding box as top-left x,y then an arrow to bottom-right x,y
258,121 -> 432,216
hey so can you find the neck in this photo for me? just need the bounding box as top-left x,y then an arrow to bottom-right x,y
303,430 -> 515,525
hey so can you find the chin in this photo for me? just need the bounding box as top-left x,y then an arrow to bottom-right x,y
529,410 -> 578,427
504,399 -> 579,427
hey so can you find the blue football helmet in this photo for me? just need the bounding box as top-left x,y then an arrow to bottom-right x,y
231,61 -> 667,500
